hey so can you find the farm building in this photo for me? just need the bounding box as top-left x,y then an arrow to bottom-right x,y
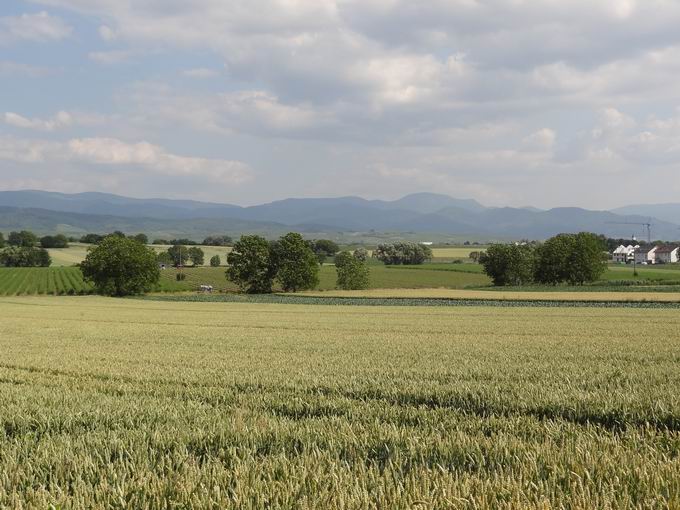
634,246 -> 657,265
612,244 -> 637,263
654,245 -> 679,264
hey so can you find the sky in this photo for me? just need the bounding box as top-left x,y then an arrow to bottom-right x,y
2,0 -> 680,209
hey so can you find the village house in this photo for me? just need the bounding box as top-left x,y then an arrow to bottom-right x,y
612,244 -> 637,263
634,245 -> 657,265
654,245 -> 680,264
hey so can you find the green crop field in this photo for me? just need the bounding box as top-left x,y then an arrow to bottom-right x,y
1,296 -> 679,508
0,267 -> 92,295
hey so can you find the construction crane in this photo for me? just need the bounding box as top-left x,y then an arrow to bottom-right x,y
606,220 -> 652,244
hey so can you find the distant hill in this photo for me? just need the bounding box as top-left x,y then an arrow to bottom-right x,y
1,190 -> 680,241
611,203 -> 680,225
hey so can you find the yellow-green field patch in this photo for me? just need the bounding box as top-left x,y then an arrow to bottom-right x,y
1,296 -> 679,508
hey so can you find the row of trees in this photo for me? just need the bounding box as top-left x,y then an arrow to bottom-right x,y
0,230 -> 68,249
0,246 -> 51,267
226,234 -> 369,293
373,242 -> 433,265
480,233 -> 607,286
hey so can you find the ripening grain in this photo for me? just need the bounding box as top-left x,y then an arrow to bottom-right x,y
1,297 -> 679,508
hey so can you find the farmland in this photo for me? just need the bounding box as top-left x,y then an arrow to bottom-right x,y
1,296 -> 679,508
0,267 -> 92,295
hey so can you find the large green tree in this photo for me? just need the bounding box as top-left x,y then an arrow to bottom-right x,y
0,232 -> 5,248
226,235 -> 278,293
479,244 -> 536,286
273,233 -> 320,292
534,233 -> 607,285
334,251 -> 370,290
167,245 -> 189,267
187,246 -> 205,266
80,236 -> 160,296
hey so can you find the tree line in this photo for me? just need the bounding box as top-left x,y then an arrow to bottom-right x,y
479,233 -> 608,286
0,231 -> 53,267
77,232 -> 371,296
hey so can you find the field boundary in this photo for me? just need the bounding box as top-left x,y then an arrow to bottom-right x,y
139,293 -> 680,308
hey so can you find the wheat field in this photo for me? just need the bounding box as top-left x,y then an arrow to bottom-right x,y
1,296 -> 679,508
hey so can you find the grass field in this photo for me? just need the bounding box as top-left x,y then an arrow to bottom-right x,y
1,296 -> 679,508
158,264 -> 492,292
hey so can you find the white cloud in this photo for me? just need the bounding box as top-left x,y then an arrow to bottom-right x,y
0,11 -> 71,44
4,111 -> 73,131
0,136 -> 251,184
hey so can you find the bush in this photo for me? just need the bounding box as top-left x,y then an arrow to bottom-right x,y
80,236 -> 160,296
210,255 -> 221,267
176,273 -> 186,281
373,242 -> 432,265
335,251 -> 369,290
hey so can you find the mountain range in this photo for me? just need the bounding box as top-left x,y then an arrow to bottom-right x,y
1,190 -> 679,242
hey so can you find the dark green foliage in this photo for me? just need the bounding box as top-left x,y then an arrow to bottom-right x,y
0,246 -> 52,267
309,239 -> 340,265
479,244 -> 536,286
203,235 -> 232,246
210,255 -> 221,267
176,272 -> 186,281
8,230 -> 38,248
131,233 -> 149,245
167,245 -> 189,267
226,235 -> 278,293
0,232 -> 5,248
109,231 -> 126,238
152,239 -> 168,245
80,236 -> 160,296
273,233 -> 320,292
187,246 -> 205,266
373,242 -> 433,265
334,251 -> 369,290
80,233 -> 105,244
469,251 -> 482,263
40,234 -> 69,249
534,233 -> 608,285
